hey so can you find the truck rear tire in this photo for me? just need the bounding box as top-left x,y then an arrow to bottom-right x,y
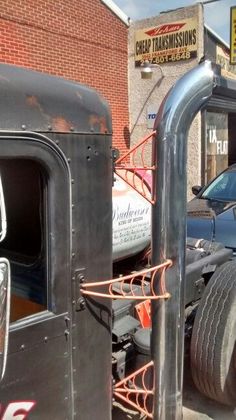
190,261 -> 236,406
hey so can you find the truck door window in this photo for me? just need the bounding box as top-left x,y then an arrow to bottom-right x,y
0,159 -> 46,322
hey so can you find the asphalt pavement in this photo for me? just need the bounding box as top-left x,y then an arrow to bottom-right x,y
112,357 -> 236,420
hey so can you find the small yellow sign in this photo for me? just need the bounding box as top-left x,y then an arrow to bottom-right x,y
230,6 -> 236,64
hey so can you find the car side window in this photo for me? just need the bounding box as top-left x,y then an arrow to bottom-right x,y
202,172 -> 236,200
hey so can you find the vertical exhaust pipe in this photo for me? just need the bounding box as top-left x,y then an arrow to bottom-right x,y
151,61 -> 215,419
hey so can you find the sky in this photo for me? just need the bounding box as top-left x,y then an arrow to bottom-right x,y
114,0 -> 235,45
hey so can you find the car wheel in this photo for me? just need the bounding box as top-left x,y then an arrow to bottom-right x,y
190,261 -> 236,406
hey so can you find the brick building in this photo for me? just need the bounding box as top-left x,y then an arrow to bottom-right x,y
0,0 -> 129,153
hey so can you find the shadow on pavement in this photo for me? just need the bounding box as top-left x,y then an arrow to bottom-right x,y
183,356 -> 235,420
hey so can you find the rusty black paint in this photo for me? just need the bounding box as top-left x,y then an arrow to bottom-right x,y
0,63 -> 112,134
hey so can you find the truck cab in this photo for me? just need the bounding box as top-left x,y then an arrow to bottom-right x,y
0,63 -> 113,419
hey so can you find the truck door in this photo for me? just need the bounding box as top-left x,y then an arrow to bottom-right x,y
0,133 -> 72,419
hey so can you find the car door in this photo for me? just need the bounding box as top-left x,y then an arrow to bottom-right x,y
0,133 -> 72,419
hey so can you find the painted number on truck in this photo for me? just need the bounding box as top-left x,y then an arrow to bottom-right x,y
0,401 -> 36,420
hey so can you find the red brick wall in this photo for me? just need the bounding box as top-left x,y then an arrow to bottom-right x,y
0,0 -> 129,153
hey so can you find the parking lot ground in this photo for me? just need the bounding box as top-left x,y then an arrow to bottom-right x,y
182,357 -> 235,420
112,357 -> 236,420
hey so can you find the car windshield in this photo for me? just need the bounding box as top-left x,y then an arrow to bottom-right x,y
202,171 -> 236,201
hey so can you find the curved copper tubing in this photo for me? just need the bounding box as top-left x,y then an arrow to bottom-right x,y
116,166 -> 155,170
114,360 -> 154,388
81,260 -> 172,300
113,392 -> 153,418
115,169 -> 155,204
114,361 -> 154,418
115,131 -> 156,165
115,130 -> 156,204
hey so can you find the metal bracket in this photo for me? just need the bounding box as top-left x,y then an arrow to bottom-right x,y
73,268 -> 86,311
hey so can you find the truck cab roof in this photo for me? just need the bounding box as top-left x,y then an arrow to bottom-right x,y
0,63 -> 111,134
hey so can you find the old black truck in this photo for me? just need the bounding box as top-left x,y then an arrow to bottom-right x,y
0,60 -> 235,420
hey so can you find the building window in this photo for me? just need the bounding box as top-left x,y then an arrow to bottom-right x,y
205,111 -> 228,183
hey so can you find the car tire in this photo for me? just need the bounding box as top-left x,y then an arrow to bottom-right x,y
190,261 -> 236,406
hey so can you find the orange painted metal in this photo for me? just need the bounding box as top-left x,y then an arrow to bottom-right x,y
80,260 -> 172,417
135,299 -> 151,328
114,361 -> 154,418
115,131 -> 156,204
80,260 -> 172,300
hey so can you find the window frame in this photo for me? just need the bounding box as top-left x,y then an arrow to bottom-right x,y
0,132 -> 71,328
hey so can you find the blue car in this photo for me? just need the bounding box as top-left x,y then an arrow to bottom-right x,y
187,164 -> 236,254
